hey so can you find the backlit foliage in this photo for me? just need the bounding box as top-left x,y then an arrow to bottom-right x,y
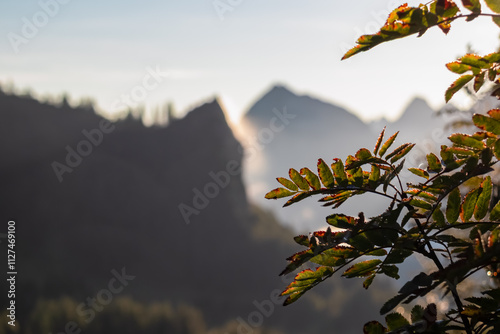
266,1 -> 500,333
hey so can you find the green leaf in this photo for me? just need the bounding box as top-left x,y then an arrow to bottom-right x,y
431,0 -> 460,17
385,312 -> 410,331
317,159 -> 335,188
485,0 -> 500,13
379,131 -> 399,157
281,266 -> 334,305
280,250 -> 315,276
293,235 -> 309,247
432,204 -> 446,227
346,156 -> 364,186
385,248 -> 413,264
488,108 -> 500,121
474,71 -> 486,92
364,229 -> 395,247
332,159 -> 348,186
343,259 -> 382,278
374,127 -> 385,155
493,15 -> 500,27
483,53 -> 500,64
446,61 -> 473,74
426,153 -> 443,173
386,143 -> 415,163
407,198 -> 433,210
363,321 -> 386,334
284,192 -> 314,207
265,187 -> 296,199
310,252 -> 346,267
483,288 -> 500,300
448,133 -> 484,150
289,168 -> 310,191
490,198 -> 500,220
445,146 -> 475,156
440,146 -> 463,171
356,148 -> 373,161
460,53 -> 489,69
363,274 -> 376,289
369,164 -> 381,187
277,177 -> 298,191
475,176 -> 492,220
381,265 -> 400,279
411,304 -> 425,323
495,138 -> 500,160
461,0 -> 481,12
472,114 -> 500,135
445,74 -> 474,102
465,296 -> 498,311
489,68 -> 498,81
326,214 -> 356,229
460,188 -> 480,222
406,189 -> 438,202
282,267 -> 332,292
446,188 -> 461,224
380,294 -> 407,315
408,168 -> 429,179
366,248 -> 387,256
300,168 -> 321,190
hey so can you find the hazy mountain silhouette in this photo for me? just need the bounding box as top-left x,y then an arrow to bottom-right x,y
241,85 -> 386,232
0,90 -> 392,333
240,86 -> 444,288
241,85 -> 452,234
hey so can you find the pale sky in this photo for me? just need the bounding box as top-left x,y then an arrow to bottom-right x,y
0,0 -> 498,124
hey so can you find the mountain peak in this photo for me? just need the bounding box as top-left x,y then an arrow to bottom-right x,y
184,96 -> 228,125
268,84 -> 294,95
405,96 -> 432,113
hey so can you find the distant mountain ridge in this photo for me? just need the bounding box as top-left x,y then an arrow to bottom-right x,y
0,90 -> 390,333
241,85 -> 449,232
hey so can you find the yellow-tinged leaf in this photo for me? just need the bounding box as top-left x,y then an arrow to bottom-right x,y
379,131 -> 399,157
332,159 -> 348,186
494,139 -> 500,160
408,168 -> 429,179
488,108 -> 500,120
317,159 -> 335,188
485,0 -> 500,13
474,71 -> 486,92
490,198 -> 500,220
426,153 -> 442,173
406,189 -> 438,201
289,168 -> 309,191
475,176 -> 492,220
448,133 -> 485,150
356,148 -> 372,161
446,61 -> 472,74
343,259 -> 382,278
265,187 -> 296,199
493,15 -> 500,28
445,74 -> 474,102
472,114 -> 500,135
462,0 -> 481,13
277,177 -> 298,191
300,167 -> 321,190
460,188 -> 480,222
389,143 -> 415,163
374,127 -> 385,155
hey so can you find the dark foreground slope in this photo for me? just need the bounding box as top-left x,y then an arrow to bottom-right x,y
0,91 -> 392,333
